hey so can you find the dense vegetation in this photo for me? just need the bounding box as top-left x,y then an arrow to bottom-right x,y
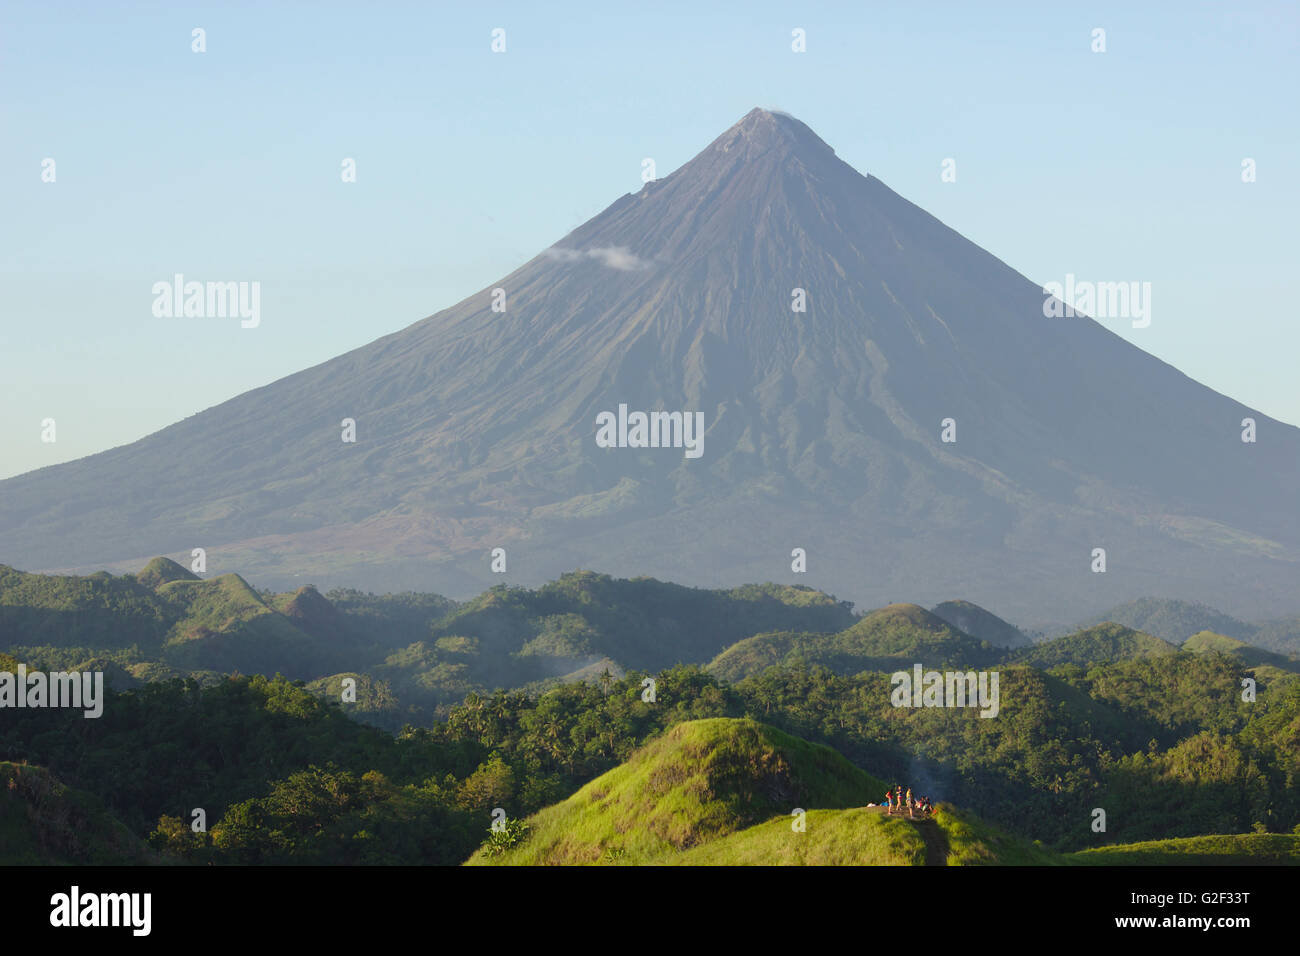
707,603 -> 1001,681
1182,631 -> 1300,675
0,563 -> 855,727
0,762 -> 151,864
3,655 -> 1297,864
2,564 -> 1298,865
1007,623 -> 1178,668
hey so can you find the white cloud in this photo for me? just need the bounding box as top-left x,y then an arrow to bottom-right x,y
544,245 -> 651,271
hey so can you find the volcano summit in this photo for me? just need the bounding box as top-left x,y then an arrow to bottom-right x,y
4,109 -> 1297,621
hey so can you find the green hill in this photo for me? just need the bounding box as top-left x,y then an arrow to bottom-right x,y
1249,615 -> 1300,656
320,588 -> 459,649
363,573 -> 856,713
668,806 -> 929,865
0,564 -> 173,651
462,704 -> 1292,866
670,803 -> 1065,866
435,572 -> 853,672
1182,631 -> 1300,674
465,716 -> 1075,866
158,573 -> 330,678
270,585 -> 357,648
705,630 -> 808,681
136,556 -> 199,590
933,805 -> 1063,865
2,564 -> 857,719
0,563 -> 351,680
467,717 -> 884,865
1069,833 -> 1300,865
1080,598 -> 1253,644
1009,623 -> 1178,668
931,600 -> 1030,649
1075,600 -> 1300,657
708,603 -> 999,681
0,563 -> 397,685
0,762 -> 152,865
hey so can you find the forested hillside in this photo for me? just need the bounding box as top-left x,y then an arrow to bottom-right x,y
2,565 -> 1298,865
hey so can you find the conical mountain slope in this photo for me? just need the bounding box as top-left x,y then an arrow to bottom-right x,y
3,109 -> 1297,619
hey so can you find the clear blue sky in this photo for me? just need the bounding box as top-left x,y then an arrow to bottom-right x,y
3,1 -> 1297,479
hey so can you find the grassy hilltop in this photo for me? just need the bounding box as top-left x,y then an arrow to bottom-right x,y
468,717 -> 884,865
469,717 -> 1296,866
464,715 -> 1065,866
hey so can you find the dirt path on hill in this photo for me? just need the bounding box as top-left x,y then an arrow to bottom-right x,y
907,816 -> 948,867
865,805 -> 948,865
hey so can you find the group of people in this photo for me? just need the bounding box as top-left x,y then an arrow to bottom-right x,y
881,784 -> 933,818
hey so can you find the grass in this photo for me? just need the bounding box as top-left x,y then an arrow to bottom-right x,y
466,717 -> 885,865
160,573 -> 279,643
1069,833 -> 1300,865
934,804 -> 1064,865
667,807 -> 927,865
136,556 -> 198,590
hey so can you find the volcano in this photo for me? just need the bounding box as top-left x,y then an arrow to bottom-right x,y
4,108 -> 1297,621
